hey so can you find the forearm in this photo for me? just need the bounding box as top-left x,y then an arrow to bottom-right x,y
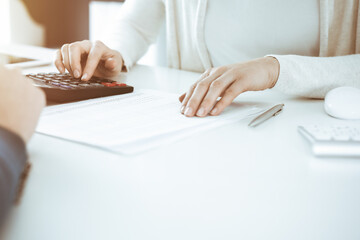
0,127 -> 27,226
269,54 -> 360,98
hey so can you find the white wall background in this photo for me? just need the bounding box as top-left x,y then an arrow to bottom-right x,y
0,0 -> 45,46
1,0 -> 166,67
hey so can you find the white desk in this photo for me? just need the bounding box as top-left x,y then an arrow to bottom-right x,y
1,64 -> 360,240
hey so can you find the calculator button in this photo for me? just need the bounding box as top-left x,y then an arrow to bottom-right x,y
34,75 -> 45,79
32,77 -> 47,82
48,82 -> 62,87
90,83 -> 104,87
58,84 -> 72,89
101,82 -> 117,87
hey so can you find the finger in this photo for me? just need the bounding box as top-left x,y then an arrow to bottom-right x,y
179,93 -> 186,103
54,50 -> 65,73
196,73 -> 235,117
184,80 -> 213,117
210,82 -> 246,116
184,69 -> 226,117
180,84 -> 196,114
69,42 -> 90,78
82,42 -> 105,81
61,44 -> 71,74
180,69 -> 212,114
104,58 -> 117,71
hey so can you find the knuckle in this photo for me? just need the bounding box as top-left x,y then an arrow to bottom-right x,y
215,66 -> 227,74
69,43 -> 79,51
54,59 -> 63,66
228,69 -> 240,79
210,80 -> 223,89
201,68 -> 212,77
187,100 -> 197,109
200,99 -> 212,109
225,88 -> 235,96
188,94 -> 199,103
190,83 -> 197,90
61,44 -> 69,52
197,81 -> 209,89
217,99 -> 229,108
93,40 -> 104,48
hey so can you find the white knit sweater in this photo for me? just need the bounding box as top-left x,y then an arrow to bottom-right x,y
103,0 -> 360,98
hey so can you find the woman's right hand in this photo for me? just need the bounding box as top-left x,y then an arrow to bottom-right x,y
55,40 -> 124,81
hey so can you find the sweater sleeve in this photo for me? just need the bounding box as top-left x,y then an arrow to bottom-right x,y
0,127 -> 27,226
102,0 -> 165,71
268,54 -> 360,99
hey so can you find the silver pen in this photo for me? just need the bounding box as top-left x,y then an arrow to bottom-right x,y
248,104 -> 284,127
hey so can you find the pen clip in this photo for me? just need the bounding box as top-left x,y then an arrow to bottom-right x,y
273,108 -> 283,116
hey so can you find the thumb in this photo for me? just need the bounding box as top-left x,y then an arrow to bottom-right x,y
104,57 -> 123,73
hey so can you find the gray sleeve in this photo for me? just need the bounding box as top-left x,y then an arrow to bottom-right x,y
0,127 -> 27,226
268,54 -> 360,98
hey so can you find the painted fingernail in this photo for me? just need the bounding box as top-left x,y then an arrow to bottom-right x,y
180,105 -> 185,113
210,108 -> 218,115
197,107 -> 205,117
81,73 -> 88,81
74,70 -> 80,78
184,107 -> 193,116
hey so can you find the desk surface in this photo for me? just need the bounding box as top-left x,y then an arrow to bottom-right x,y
2,64 -> 360,240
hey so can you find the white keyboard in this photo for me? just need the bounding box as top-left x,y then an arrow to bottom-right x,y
298,125 -> 360,157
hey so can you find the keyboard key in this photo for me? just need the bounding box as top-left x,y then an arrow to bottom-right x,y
299,124 -> 360,157
333,134 -> 351,141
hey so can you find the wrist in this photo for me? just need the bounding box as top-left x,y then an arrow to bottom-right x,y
265,56 -> 280,88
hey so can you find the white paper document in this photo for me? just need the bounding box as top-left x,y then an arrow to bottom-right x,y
37,90 -> 267,154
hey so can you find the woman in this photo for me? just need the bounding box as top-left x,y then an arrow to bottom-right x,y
55,0 -> 360,117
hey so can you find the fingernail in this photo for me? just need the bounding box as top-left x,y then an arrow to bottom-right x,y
81,73 -> 88,81
180,105 -> 185,114
210,108 -> 218,115
197,107 -> 205,117
74,70 -> 80,78
184,107 -> 193,116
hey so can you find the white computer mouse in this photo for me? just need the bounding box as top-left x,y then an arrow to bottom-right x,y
324,86 -> 360,120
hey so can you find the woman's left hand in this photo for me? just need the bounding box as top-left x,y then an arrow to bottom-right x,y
179,57 -> 280,117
